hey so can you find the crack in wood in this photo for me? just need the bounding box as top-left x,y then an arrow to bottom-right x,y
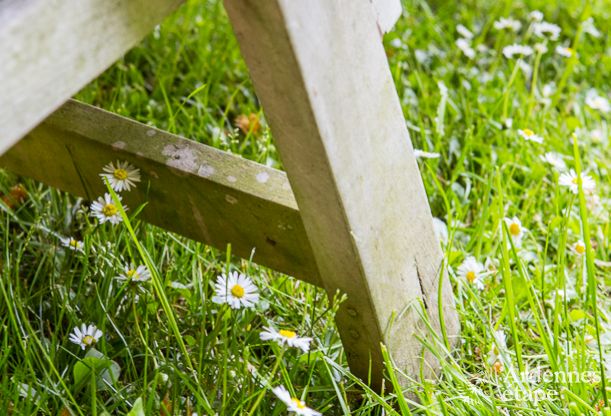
415,259 -> 429,311
65,142 -> 93,200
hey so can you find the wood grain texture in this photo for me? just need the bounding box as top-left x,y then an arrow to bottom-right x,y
225,0 -> 459,389
0,100 -> 321,286
0,0 -> 183,156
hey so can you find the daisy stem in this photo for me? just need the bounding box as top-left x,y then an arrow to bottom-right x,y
550,6 -> 589,109
495,170 -> 524,374
104,180 -> 215,413
90,371 -> 97,416
501,59 -> 521,121
0,273 -> 85,415
572,136 -> 607,406
247,347 -> 285,415
506,230 -> 557,373
131,300 -> 158,368
553,196 -> 572,371
526,51 -> 543,120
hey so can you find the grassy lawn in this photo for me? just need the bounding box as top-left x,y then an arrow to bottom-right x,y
1,0 -> 610,414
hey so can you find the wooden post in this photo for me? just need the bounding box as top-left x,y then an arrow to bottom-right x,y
224,0 -> 459,389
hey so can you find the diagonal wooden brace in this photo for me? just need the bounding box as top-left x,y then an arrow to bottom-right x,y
224,0 -> 459,389
1,100 -> 321,286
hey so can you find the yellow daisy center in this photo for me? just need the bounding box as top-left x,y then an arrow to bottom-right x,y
492,360 -> 503,374
565,48 -> 574,55
127,269 -> 138,278
571,177 -> 579,185
102,203 -> 118,217
522,129 -> 534,136
231,284 -> 245,298
82,335 -> 95,346
279,329 -> 297,339
69,239 -> 79,248
509,223 -> 521,236
466,271 -> 477,283
575,243 -> 586,254
113,168 -> 128,180
291,398 -> 306,409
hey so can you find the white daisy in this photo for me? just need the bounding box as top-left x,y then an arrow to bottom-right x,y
456,24 -> 474,39
540,152 -> 566,171
17,382 -> 40,403
212,272 -> 259,309
432,217 -> 448,245
542,82 -> 556,98
414,149 -> 441,159
585,90 -> 610,113
272,386 -> 321,416
558,169 -> 596,194
518,128 -> 544,143
532,22 -> 561,40
528,10 -> 544,22
534,42 -> 548,54
260,326 -> 312,352
554,287 -> 578,302
90,193 -> 125,224
520,250 -> 538,264
555,45 -> 575,58
590,128 -> 605,143
60,236 -> 84,252
116,264 -> 151,282
494,17 -> 522,32
389,38 -> 403,49
502,44 -> 533,59
456,38 -> 475,59
518,60 -> 532,78
504,217 -> 525,247
414,49 -> 431,65
100,160 -> 141,192
484,257 -> 499,275
457,256 -> 485,290
476,44 -> 489,54
585,331 -> 611,351
487,330 -> 508,365
582,17 -> 601,38
69,324 -> 103,350
168,281 -> 192,290
573,240 -> 586,256
586,194 -> 606,217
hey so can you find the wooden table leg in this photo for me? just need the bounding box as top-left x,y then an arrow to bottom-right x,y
224,0 -> 459,390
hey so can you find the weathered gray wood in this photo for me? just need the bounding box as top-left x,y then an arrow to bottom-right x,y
0,100 -> 321,286
371,0 -> 402,34
0,0 -> 183,156
225,0 -> 459,389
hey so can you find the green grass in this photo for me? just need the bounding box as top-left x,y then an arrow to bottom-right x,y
1,0 -> 610,414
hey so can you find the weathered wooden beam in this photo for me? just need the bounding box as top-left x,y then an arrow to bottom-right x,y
0,0 -> 184,156
225,0 -> 459,389
0,100 -> 322,287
